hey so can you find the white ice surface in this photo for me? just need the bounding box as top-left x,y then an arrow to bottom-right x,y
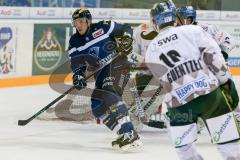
0,84 -> 224,160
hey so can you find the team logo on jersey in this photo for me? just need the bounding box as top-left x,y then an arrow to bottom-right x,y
158,34 -> 178,46
140,31 -> 158,40
34,28 -> 62,72
92,29 -> 104,38
88,47 -> 100,56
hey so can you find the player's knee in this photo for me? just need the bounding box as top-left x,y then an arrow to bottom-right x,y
90,89 -> 122,118
91,98 -> 106,118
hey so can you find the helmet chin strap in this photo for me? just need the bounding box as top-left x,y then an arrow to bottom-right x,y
153,23 -> 159,32
150,19 -> 159,32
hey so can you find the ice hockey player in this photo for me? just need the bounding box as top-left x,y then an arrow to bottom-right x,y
131,3 -> 168,132
177,6 -> 236,60
145,2 -> 240,159
177,5 -> 240,129
68,8 -> 142,151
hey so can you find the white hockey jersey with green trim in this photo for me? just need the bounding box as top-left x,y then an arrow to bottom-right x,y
145,25 -> 230,108
199,23 -> 236,53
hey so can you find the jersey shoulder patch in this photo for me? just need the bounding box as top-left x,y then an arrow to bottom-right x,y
92,28 -> 104,38
91,21 -> 111,38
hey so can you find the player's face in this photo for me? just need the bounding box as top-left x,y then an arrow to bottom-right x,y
186,17 -> 193,25
73,18 -> 90,35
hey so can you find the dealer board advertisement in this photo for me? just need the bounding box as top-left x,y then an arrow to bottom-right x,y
0,26 -> 17,77
32,24 -> 74,75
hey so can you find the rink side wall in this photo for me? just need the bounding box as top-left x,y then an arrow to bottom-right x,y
0,7 -> 239,91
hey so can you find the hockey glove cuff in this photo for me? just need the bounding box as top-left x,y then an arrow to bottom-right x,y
73,65 -> 87,90
118,32 -> 133,56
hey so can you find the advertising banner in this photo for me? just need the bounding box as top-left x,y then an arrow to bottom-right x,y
63,8 -> 78,19
29,7 -> 63,19
197,10 -> 221,20
0,7 -> 29,19
121,9 -> 149,20
1,7 -> 240,21
220,11 -> 240,21
91,8 -> 122,20
0,26 -> 17,77
228,57 -> 240,67
32,24 -> 74,75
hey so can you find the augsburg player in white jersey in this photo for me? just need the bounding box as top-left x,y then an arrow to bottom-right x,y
177,6 -> 236,59
177,5 -> 240,130
133,23 -> 158,57
145,2 -> 240,160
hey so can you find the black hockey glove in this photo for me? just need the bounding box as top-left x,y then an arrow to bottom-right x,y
118,32 -> 133,56
72,65 -> 87,90
221,50 -> 229,60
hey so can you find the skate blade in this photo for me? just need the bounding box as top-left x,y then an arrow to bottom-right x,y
119,140 -> 143,152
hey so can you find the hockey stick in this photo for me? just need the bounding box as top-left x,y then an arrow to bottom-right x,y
168,0 -> 184,25
127,51 -> 165,123
128,84 -> 166,129
129,84 -> 163,116
18,51 -> 121,126
128,79 -> 145,120
140,85 -> 166,128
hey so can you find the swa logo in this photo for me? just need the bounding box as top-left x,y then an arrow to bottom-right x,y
158,34 -> 178,46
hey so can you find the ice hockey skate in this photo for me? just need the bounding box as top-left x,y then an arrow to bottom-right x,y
112,130 -> 143,152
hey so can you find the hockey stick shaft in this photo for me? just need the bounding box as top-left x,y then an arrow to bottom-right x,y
128,80 -> 145,119
18,87 -> 75,126
167,0 -> 184,25
143,85 -> 163,111
18,51 -> 121,126
129,85 -> 163,115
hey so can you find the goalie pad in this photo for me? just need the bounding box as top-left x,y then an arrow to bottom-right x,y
206,112 -> 240,144
169,123 -> 198,147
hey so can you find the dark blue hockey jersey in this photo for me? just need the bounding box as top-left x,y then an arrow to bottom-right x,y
68,20 -> 132,72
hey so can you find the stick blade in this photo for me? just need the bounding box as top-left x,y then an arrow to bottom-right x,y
18,120 -> 28,126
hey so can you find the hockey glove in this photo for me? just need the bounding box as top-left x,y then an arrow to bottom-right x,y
73,65 -> 87,90
118,32 -> 133,56
221,50 -> 229,60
